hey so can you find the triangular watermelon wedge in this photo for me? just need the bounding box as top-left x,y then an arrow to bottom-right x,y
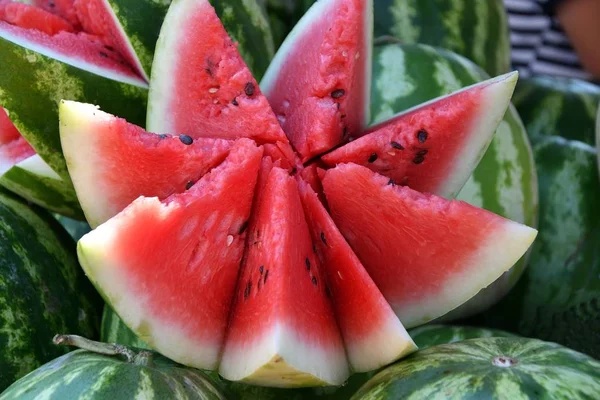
297,178 -> 417,372
0,105 -> 35,174
220,164 -> 348,387
147,0 -> 288,146
261,0 -> 373,162
77,139 -> 262,370
322,163 -> 537,328
59,101 -> 233,228
322,72 -> 518,199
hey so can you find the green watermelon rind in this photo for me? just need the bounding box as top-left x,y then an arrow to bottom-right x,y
350,338 -> 600,399
408,324 -> 518,350
100,306 -> 151,351
373,0 -> 511,77
0,189 -> 101,391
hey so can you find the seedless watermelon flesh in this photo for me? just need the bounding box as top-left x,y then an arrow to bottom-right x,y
220,166 -> 348,387
261,0 -> 373,161
59,101 -> 233,227
322,163 -> 537,328
147,0 -> 288,146
322,72 -> 518,199
77,140 -> 262,369
297,178 -> 417,372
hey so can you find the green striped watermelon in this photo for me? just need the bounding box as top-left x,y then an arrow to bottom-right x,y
512,75 -> 600,146
485,136 -> 600,358
0,336 -> 227,399
373,0 -> 511,77
409,325 -> 517,350
351,338 -> 600,399
101,306 -> 150,351
370,43 -> 538,318
0,189 -> 101,391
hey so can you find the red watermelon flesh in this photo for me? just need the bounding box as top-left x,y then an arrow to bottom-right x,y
261,0 -> 373,162
0,1 -> 147,84
297,178 -> 416,372
77,139 -> 262,370
220,166 -> 348,387
322,163 -> 537,328
26,0 -> 79,28
0,106 -> 35,174
147,0 -> 289,147
59,101 -> 234,228
322,73 -> 518,199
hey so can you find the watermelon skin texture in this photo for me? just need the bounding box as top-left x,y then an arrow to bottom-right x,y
101,306 -> 151,351
0,189 -> 101,391
370,43 -> 538,319
350,338 -> 600,400
373,0 -> 511,77
408,325 -> 517,350
513,75 -> 600,146
484,137 -> 600,359
0,349 -> 228,400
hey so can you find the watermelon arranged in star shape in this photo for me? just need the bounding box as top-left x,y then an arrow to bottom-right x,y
54,0 -> 536,388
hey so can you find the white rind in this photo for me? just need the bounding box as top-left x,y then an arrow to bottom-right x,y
15,154 -> 62,180
398,218 -> 538,327
147,0 -> 206,133
260,0 -> 373,128
78,198 -> 222,369
219,323 -> 349,387
0,24 -> 148,88
59,101 -> 115,227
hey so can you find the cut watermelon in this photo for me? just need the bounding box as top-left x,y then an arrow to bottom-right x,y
297,178 -> 417,372
0,106 -> 35,174
220,165 -> 348,387
261,0 -> 373,161
321,163 -> 537,327
147,0 -> 287,146
59,100 -> 233,227
322,72 -> 518,199
77,140 -> 262,370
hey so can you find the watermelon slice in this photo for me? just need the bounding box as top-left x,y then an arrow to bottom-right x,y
147,0 -> 288,147
322,72 -> 518,199
59,100 -> 233,227
297,178 -> 417,372
77,139 -> 262,370
261,0 -> 373,161
220,164 -> 348,387
321,163 -> 538,327
0,106 -> 35,174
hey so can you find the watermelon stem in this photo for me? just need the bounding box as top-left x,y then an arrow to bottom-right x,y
53,334 -> 154,366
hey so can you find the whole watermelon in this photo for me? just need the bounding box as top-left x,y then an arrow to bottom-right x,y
352,338 -> 600,399
484,136 -> 600,358
512,75 -> 600,146
373,0 -> 511,77
0,189 -> 101,391
0,341 -> 227,399
409,325 -> 517,349
371,43 -> 538,319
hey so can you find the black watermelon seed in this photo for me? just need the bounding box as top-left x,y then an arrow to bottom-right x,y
259,265 -> 264,274
158,134 -> 168,139
264,269 -> 269,284
313,243 -> 317,253
413,155 -> 425,165
325,285 -> 332,298
244,82 -> 255,96
205,68 -> 213,77
239,221 -> 248,234
291,167 -> 297,175
99,51 -> 108,58
232,98 -> 239,106
417,149 -> 428,156
368,153 -> 378,163
391,141 -> 404,150
312,276 -> 318,286
320,232 -> 328,246
244,281 -> 252,299
343,126 -> 348,137
305,258 -> 311,270
179,134 -> 193,145
331,89 -> 346,99
185,181 -> 194,190
417,129 -> 428,143
104,45 -> 114,51
387,179 -> 396,186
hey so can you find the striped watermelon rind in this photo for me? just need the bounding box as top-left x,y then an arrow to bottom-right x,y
373,0 -> 511,77
1,348 -> 227,399
350,338 -> 600,399
0,189 -> 101,391
512,75 -> 600,146
408,325 -> 518,350
101,306 -> 151,351
370,43 -> 538,318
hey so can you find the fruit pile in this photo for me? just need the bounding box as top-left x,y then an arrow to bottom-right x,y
1,0 -> 599,399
